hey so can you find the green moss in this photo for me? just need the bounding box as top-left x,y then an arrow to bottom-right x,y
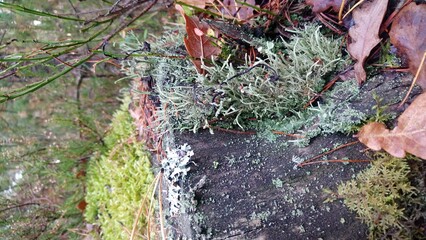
84,95 -> 154,240
337,153 -> 419,239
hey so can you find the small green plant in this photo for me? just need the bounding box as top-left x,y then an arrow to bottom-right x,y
378,40 -> 401,67
84,95 -> 154,240
369,93 -> 393,123
212,160 -> 219,169
336,153 -> 419,239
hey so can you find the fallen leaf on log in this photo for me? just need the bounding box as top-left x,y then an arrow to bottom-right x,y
389,3 -> 426,89
357,92 -> 426,160
347,0 -> 388,84
220,0 -> 256,20
305,0 -> 343,13
176,5 -> 221,73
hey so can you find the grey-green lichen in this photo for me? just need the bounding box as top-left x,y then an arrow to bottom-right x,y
120,24 -> 348,133
254,79 -> 366,146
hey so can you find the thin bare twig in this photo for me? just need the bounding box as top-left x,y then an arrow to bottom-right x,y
399,51 -> 426,107
0,202 -> 41,213
298,159 -> 371,167
297,141 -> 359,167
92,0 -> 158,51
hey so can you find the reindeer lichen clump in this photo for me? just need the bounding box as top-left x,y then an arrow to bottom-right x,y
121,24 -> 347,133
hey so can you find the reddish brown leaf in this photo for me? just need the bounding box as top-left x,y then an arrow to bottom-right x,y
176,5 -> 221,73
389,3 -> 426,89
357,92 -> 426,160
75,169 -> 86,178
77,200 -> 88,212
347,0 -> 388,84
305,0 -> 343,13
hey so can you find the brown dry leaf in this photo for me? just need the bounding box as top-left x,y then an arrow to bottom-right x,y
357,92 -> 426,160
176,5 -> 221,72
77,200 -> 88,212
220,0 -> 256,21
347,0 -> 388,84
305,0 -> 343,13
389,3 -> 426,89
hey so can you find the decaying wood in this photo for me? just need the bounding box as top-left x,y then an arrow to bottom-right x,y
164,73 -> 421,239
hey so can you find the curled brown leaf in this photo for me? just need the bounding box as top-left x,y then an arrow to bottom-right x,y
176,5 -> 221,73
389,3 -> 426,89
357,92 -> 426,160
347,0 -> 388,84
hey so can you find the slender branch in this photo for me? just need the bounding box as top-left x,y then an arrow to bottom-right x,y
0,71 -> 16,80
0,53 -> 95,103
298,159 -> 371,167
399,51 -> 426,107
297,141 -> 359,167
67,0 -> 79,15
92,0 -> 159,51
0,2 -> 86,22
0,202 -> 41,213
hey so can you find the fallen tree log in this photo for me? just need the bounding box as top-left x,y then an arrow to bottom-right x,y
162,72 -> 421,239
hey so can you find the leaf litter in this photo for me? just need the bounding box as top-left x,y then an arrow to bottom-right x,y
347,0 -> 388,84
389,2 -> 426,89
357,92 -> 426,160
176,5 -> 221,73
305,0 -> 343,13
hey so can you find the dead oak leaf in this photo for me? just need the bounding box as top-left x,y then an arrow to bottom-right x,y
389,3 -> 426,89
347,0 -> 388,84
357,92 -> 426,160
176,5 -> 221,73
305,0 -> 343,13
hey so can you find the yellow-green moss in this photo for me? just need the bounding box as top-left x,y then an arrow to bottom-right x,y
337,153 -> 419,239
84,95 -> 154,240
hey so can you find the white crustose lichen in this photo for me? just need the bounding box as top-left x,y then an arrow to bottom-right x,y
162,143 -> 194,216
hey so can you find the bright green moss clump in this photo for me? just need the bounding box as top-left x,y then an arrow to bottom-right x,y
84,95 -> 154,240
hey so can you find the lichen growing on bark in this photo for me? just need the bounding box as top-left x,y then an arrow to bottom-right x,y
120,24 -> 348,133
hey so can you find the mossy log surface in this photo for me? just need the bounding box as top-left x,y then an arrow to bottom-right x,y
166,73 -> 420,239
